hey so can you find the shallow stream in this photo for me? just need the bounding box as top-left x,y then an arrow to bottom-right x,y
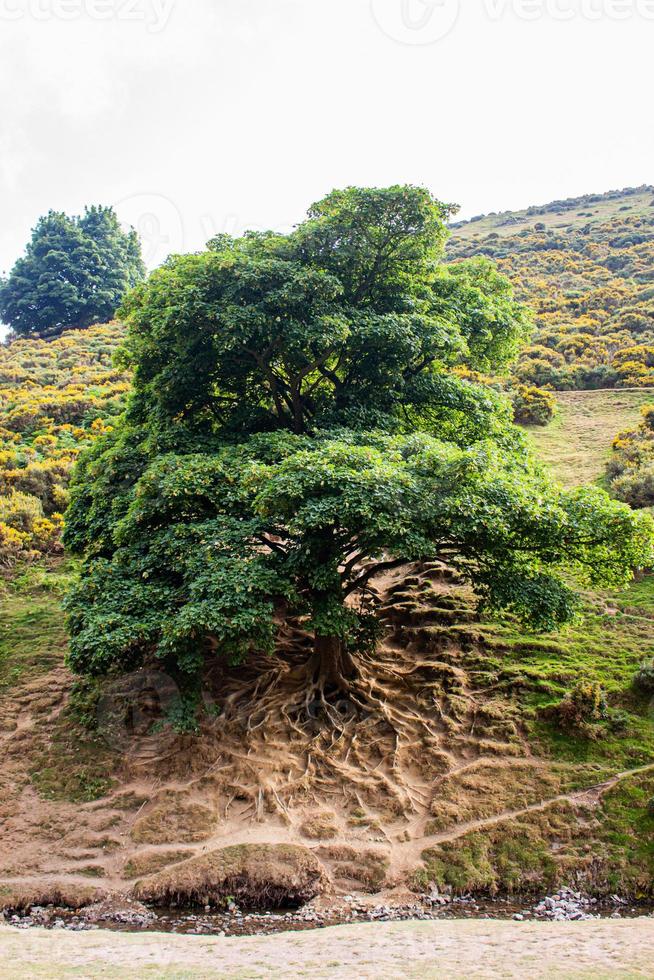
6,893 -> 653,938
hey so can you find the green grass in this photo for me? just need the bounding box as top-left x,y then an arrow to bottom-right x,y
598,774 -> 654,894
524,389 -> 653,488
0,560 -> 74,691
420,569 -> 654,896
512,390 -> 654,768
477,574 -> 654,772
0,559 -> 117,804
421,774 -> 654,897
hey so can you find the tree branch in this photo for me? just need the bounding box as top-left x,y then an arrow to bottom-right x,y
343,556 -> 411,597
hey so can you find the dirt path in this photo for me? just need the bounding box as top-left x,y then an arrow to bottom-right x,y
395,761 -> 654,870
1,919 -> 653,979
4,758 -> 654,900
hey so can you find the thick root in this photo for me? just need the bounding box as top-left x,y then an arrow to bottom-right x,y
121,564 -> 525,829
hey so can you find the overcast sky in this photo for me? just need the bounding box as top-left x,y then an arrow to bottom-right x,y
1,0 -> 653,279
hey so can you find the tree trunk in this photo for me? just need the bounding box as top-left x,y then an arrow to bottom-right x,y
315,634 -> 356,691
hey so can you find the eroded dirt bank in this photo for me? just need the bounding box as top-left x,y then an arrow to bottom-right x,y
2,563 -> 653,911
2,919 -> 654,979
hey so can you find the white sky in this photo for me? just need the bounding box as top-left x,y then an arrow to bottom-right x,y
0,0 -> 653,280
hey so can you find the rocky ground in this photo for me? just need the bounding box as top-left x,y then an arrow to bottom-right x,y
3,888 -> 651,938
2,917 -> 654,979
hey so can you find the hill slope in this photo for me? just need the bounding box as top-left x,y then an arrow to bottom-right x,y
1,239 -> 654,915
1,549 -> 653,909
525,388 -> 653,488
0,323 -> 127,566
449,186 -> 654,390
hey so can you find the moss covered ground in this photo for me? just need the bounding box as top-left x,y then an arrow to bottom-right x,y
480,576 -> 654,770
0,559 -> 72,691
0,559 -> 118,804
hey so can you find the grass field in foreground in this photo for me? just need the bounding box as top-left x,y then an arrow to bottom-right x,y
525,389 -> 653,488
1,919 -> 654,979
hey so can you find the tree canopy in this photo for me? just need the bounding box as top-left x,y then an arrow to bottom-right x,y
0,206 -> 145,337
63,185 -> 654,723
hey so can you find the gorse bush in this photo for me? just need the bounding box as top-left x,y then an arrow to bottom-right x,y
0,522 -> 26,567
552,681 -> 608,731
0,489 -> 43,533
0,490 -> 62,565
62,185 -> 654,728
607,403 -> 654,508
539,680 -> 629,739
510,384 -> 556,426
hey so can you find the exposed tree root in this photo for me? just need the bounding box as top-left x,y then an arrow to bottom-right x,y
120,564 -> 526,830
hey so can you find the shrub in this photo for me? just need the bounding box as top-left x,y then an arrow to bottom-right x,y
633,659 -> 654,695
544,681 -> 608,732
6,461 -> 70,514
31,514 -> 64,553
0,491 -> 63,564
607,404 -> 654,508
0,522 -> 30,568
0,490 -> 43,533
610,464 -> 654,509
511,384 -> 556,426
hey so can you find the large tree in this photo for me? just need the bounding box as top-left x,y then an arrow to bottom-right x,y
64,186 -> 653,724
0,206 -> 145,337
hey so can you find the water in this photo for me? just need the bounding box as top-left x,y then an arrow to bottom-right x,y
6,895 -> 653,937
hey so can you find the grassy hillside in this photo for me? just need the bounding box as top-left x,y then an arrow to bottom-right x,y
525,388 -> 653,488
0,562 -> 70,692
2,207 -> 654,911
449,186 -> 654,390
452,186 -> 654,242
